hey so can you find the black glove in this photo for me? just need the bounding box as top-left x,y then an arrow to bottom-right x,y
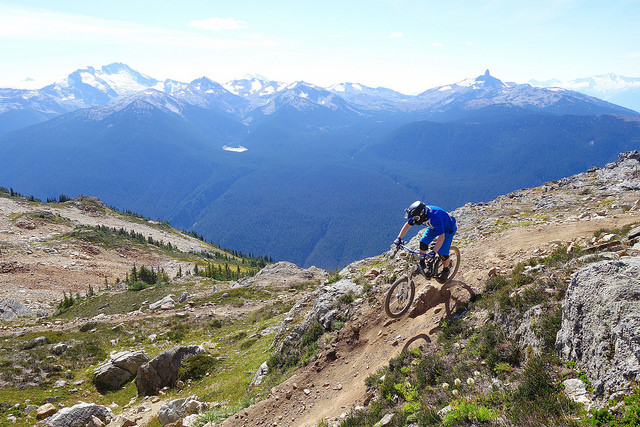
393,237 -> 403,247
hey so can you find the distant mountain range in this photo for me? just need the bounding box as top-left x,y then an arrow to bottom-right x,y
530,73 -> 640,113
1,64 -> 639,268
2,64 -> 637,136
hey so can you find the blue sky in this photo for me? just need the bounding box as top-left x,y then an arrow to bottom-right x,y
1,0 -> 638,93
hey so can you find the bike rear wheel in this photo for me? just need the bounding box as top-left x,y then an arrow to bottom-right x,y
433,246 -> 461,284
384,276 -> 415,318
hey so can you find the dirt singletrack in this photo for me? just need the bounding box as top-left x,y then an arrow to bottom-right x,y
221,210 -> 640,427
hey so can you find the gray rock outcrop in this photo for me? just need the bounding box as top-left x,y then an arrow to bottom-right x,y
233,261 -> 327,290
563,378 -> 593,408
157,395 -> 208,425
149,295 -> 175,310
312,278 -> 363,330
0,298 -> 36,321
556,256 -> 640,398
272,278 -> 363,356
93,350 -> 149,391
514,304 -> 547,362
135,345 -> 205,396
250,361 -> 269,387
38,402 -> 114,427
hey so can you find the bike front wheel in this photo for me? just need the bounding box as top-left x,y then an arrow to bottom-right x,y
384,276 -> 415,318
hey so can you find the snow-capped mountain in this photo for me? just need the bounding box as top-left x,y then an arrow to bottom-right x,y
1,64 -> 639,137
83,89 -> 188,120
328,82 -> 414,111
172,77 -> 245,114
40,63 -> 162,109
223,77 -> 286,100
416,70 -> 635,116
529,73 -> 640,112
253,81 -> 362,118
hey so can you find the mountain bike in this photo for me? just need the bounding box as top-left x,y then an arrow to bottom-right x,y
384,243 -> 461,318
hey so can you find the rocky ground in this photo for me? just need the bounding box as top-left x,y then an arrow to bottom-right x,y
0,196 -> 210,313
1,152 -> 639,426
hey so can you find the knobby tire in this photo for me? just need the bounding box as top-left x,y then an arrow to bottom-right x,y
384,276 -> 415,318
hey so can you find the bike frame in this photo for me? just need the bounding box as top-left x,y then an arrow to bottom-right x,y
393,244 -> 437,280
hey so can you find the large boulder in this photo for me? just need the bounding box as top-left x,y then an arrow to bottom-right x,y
93,350 -> 149,392
135,345 -> 205,396
271,278 -> 363,357
0,298 -> 36,321
149,295 -> 175,310
37,402 -> 114,427
232,261 -> 328,290
157,395 -> 208,425
556,257 -> 640,398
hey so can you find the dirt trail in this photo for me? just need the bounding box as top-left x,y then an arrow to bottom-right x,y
222,211 -> 640,427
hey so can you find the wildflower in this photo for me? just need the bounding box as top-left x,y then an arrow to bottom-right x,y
454,378 -> 461,387
474,370 -> 481,377
442,382 -> 449,391
467,377 -> 475,386
452,389 -> 459,397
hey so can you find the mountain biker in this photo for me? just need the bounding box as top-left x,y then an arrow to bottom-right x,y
393,201 -> 457,283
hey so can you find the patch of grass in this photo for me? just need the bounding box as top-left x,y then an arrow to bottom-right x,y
441,401 -> 499,426
484,274 -> 510,292
245,301 -> 293,324
327,269 -> 342,284
167,322 -> 190,342
532,305 -> 562,351
508,354 -> 579,425
178,354 -> 222,381
468,323 -> 520,370
240,338 -> 258,350
268,321 -> 325,371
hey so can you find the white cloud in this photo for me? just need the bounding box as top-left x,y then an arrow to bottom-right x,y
389,32 -> 404,39
188,17 -> 248,31
0,6 -> 268,50
432,42 -> 443,47
466,41 -> 473,46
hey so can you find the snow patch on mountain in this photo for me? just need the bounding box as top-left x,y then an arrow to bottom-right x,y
222,145 -> 248,152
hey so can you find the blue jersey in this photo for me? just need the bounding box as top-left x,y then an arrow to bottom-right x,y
408,205 -> 456,234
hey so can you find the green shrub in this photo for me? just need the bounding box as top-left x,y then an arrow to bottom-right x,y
268,321 -> 325,371
178,354 -> 220,380
439,317 -> 466,343
485,275 -> 509,292
338,292 -> 356,305
128,281 -> 152,291
167,323 -> 189,342
416,353 -> 445,388
533,306 -> 562,351
470,323 -> 519,370
327,269 -> 342,284
442,401 -> 498,426
615,386 -> 640,426
240,338 -> 257,350
508,354 -> 578,424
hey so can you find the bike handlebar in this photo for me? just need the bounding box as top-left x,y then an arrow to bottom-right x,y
391,244 -> 423,258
